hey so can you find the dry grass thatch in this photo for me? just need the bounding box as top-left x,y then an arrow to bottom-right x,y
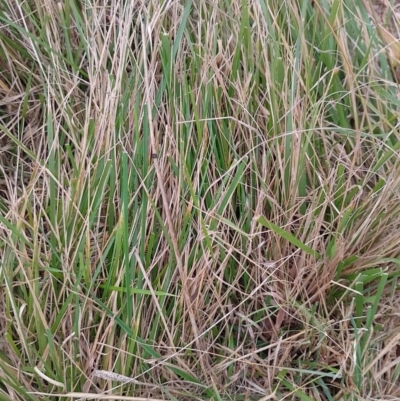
1,0 -> 400,400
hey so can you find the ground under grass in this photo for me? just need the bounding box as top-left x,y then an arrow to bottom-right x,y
1,0 -> 400,400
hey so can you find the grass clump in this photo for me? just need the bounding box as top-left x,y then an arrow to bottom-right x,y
1,0 -> 400,399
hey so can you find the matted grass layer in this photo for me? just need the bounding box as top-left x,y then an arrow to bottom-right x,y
1,0 -> 400,400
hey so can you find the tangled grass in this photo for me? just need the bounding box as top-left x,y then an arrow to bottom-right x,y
1,0 -> 400,400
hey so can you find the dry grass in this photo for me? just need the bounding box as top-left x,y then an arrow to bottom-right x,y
1,0 -> 400,400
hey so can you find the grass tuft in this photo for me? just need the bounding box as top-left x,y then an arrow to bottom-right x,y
1,0 -> 400,399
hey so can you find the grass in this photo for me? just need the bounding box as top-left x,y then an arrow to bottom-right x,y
1,0 -> 400,399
